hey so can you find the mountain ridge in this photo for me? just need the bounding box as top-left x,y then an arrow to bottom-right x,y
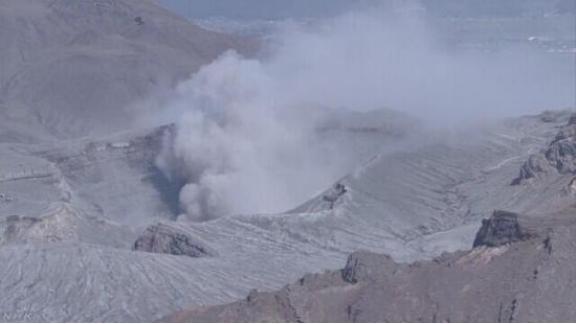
167,207 -> 576,322
0,0 -> 255,139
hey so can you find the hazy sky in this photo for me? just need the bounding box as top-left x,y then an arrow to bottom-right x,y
157,0 -> 379,20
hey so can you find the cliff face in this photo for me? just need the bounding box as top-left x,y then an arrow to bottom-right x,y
472,210 -> 531,247
168,208 -> 576,322
512,114 -> 576,185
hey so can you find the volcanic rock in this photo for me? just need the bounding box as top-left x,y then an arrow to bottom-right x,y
473,210 -> 532,247
133,223 -> 216,257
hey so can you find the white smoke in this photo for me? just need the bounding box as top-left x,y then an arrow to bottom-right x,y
155,51 -> 355,221
153,4 -> 575,221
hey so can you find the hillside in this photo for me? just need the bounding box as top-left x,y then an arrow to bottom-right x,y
0,0 -> 254,139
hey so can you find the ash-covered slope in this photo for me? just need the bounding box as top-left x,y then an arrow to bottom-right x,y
0,125 -> 175,226
0,107 -> 419,321
165,112 -> 576,323
0,0 -> 255,230
1,108 -> 574,321
263,111 -> 576,261
0,0 -> 253,139
168,208 -> 576,322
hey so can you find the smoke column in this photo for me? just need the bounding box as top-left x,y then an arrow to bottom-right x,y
153,4 -> 575,221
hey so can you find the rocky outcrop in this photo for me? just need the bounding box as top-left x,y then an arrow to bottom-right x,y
473,210 -> 533,247
510,155 -> 552,185
544,116 -> 576,173
322,183 -> 348,209
512,113 -> 576,185
133,223 -> 216,257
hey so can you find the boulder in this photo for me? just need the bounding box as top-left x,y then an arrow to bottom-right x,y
473,210 -> 532,247
322,183 -> 347,209
342,251 -> 398,283
133,223 -> 216,257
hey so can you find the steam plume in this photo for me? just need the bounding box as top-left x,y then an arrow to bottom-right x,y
154,4 -> 575,221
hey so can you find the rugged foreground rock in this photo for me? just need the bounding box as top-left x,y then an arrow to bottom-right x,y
168,208 -> 576,322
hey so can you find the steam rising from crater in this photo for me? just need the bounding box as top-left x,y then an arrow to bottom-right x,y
153,5 -> 575,221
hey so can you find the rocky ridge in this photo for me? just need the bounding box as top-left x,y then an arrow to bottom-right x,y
168,208 -> 576,322
512,113 -> 576,185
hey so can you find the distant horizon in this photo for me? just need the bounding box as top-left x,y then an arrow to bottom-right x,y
157,0 -> 368,20
157,0 -> 574,20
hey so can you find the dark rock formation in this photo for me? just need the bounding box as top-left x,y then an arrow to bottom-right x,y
133,223 -> 215,257
342,251 -> 397,283
473,210 -> 532,247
